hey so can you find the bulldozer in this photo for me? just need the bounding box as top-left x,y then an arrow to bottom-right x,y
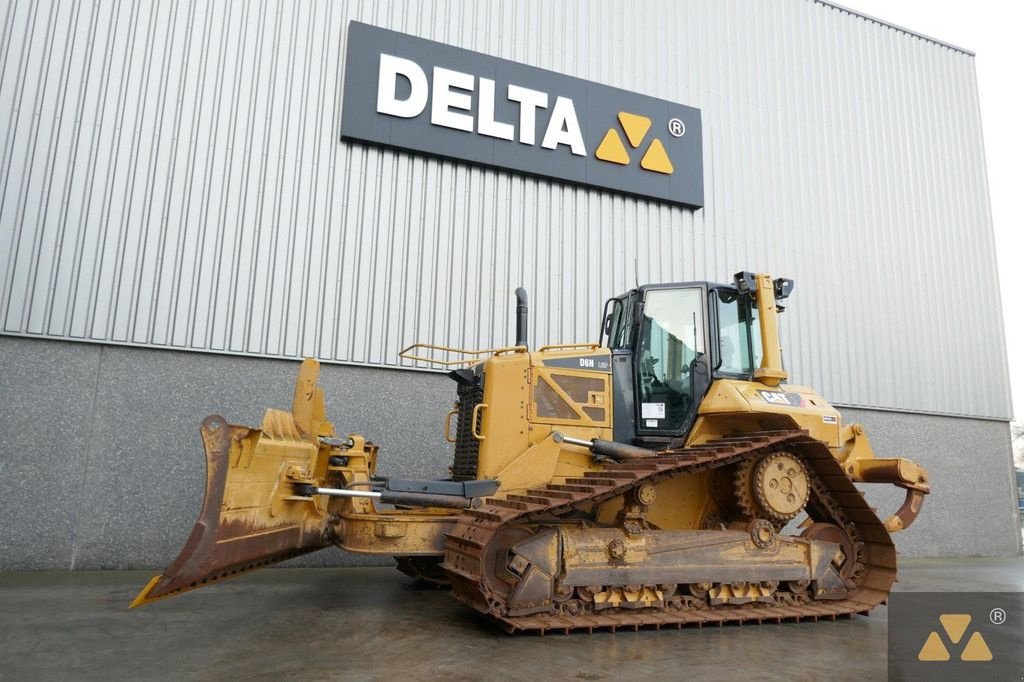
132,272 -> 930,633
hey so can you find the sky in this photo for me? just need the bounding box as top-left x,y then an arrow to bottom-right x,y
839,1 -> 1024,422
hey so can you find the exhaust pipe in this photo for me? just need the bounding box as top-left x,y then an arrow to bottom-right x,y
514,287 -> 528,349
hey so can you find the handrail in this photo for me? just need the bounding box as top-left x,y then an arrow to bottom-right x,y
536,342 -> 602,352
443,406 -> 458,443
471,403 -> 488,440
398,342 -> 528,367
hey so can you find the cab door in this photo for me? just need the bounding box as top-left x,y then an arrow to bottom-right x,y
633,286 -> 711,439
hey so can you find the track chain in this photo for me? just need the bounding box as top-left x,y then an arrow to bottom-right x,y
441,430 -> 897,634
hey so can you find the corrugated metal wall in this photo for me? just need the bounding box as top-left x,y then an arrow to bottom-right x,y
0,0 -> 1011,419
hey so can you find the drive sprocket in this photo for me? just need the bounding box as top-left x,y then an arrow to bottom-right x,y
754,452 -> 810,521
735,451 -> 810,522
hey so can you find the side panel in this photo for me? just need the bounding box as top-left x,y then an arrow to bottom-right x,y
530,367 -> 611,429
476,347 -> 614,490
611,349 -> 636,442
474,353 -> 531,479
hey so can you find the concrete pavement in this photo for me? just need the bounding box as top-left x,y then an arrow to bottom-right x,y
0,557 -> 1021,681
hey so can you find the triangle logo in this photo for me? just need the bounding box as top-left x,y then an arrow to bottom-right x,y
938,614 -> 971,644
618,112 -> 651,148
960,632 -> 993,662
917,631 -> 950,661
640,139 -> 674,174
594,112 -> 674,175
595,129 -> 630,165
916,613 -> 995,663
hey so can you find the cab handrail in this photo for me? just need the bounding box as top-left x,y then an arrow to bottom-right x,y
536,342 -> 602,352
398,342 -> 528,367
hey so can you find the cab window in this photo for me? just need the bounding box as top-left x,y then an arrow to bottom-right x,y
715,289 -> 762,375
637,288 -> 705,431
607,292 -> 638,349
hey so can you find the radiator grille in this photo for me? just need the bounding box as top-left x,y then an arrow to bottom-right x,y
450,380 -> 484,481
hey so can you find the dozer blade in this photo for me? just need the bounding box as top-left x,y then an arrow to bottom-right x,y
132,360 -> 334,607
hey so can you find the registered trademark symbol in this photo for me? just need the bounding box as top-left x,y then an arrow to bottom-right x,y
668,117 -> 685,137
990,607 -> 1006,625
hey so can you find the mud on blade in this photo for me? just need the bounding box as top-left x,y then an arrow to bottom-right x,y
132,361 -> 333,606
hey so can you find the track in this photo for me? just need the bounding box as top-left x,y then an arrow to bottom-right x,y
441,430 -> 897,634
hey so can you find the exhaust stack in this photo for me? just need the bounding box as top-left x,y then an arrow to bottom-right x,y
514,287 -> 528,349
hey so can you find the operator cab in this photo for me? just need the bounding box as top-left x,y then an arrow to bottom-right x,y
602,273 -> 782,445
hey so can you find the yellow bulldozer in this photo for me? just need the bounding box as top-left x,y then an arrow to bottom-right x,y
132,272 -> 929,633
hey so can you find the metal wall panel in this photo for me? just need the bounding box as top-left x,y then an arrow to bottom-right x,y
0,0 -> 1011,419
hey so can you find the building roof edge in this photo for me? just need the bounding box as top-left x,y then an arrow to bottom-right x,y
814,0 -> 975,56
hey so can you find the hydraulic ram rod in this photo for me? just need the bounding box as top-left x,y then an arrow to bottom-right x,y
556,433 -> 658,460
296,484 -> 479,509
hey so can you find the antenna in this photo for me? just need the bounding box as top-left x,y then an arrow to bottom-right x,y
634,257 -> 640,289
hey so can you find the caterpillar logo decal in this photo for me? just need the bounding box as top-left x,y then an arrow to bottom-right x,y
917,614 -> 993,662
340,21 -> 703,208
595,113 -> 673,174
